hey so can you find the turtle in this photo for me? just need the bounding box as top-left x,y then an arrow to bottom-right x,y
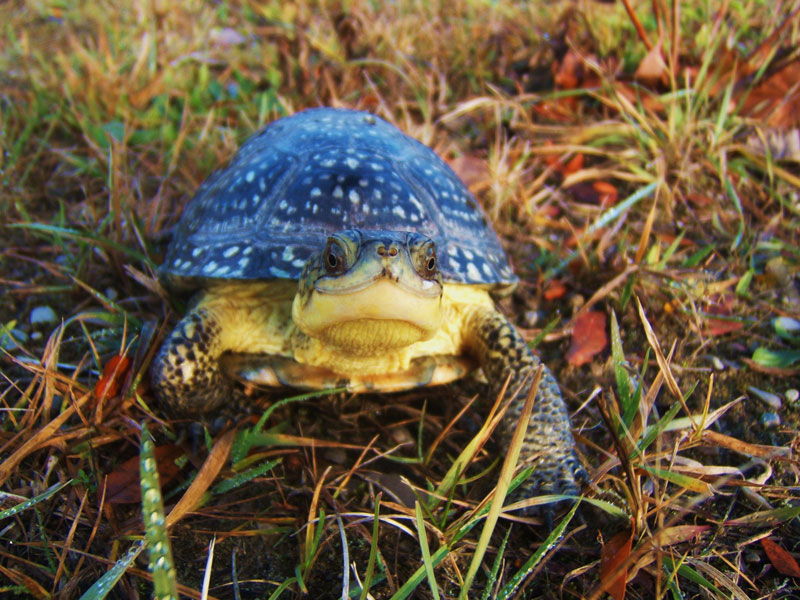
152,107 -> 587,506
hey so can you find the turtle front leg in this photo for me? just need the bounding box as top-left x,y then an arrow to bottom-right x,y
152,305 -> 235,414
465,306 -> 588,508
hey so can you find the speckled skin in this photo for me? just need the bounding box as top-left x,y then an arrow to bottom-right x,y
465,307 -> 588,499
152,108 -> 587,509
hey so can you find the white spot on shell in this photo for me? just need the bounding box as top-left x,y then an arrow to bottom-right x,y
215,265 -> 230,276
345,157 -> 360,169
466,263 -> 481,280
224,246 -> 240,258
238,257 -> 250,269
310,187 -> 322,197
192,248 -> 204,258
246,171 -> 255,182
392,205 -> 406,218
333,185 -> 343,198
408,194 -> 425,215
203,261 -> 218,273
349,189 -> 360,204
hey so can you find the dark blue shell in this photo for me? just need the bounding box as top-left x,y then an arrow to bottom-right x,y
163,108 -> 518,289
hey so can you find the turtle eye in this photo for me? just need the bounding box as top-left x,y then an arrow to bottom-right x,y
416,243 -> 438,279
323,239 -> 347,275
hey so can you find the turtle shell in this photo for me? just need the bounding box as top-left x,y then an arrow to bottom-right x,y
162,108 -> 518,292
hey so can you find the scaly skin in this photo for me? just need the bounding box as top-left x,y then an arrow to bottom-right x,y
152,305 -> 236,414
465,306 -> 588,503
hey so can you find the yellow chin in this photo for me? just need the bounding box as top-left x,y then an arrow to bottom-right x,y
293,279 -> 442,355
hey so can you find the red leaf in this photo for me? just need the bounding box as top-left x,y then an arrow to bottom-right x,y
761,538 -> 800,578
543,279 -> 568,301
599,528 -> 633,600
94,355 -> 132,399
566,310 -> 608,366
704,295 -> 744,337
562,153 -> 584,176
553,49 -> 582,90
567,181 -> 617,206
103,445 -> 183,504
593,181 -> 619,208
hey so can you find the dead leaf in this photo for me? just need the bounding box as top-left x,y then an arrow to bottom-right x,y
166,428 -> 236,527
593,181 -> 619,207
448,154 -> 490,189
562,153 -> 584,175
543,279 -> 568,301
94,355 -> 132,400
103,445 -> 183,504
702,430 -> 793,460
566,310 -> 608,366
704,295 -> 744,336
599,528 -> 633,600
686,192 -> 714,207
652,525 -> 710,547
543,141 -> 584,177
739,61 -> 800,129
761,538 -> 800,577
635,40 -> 667,86
553,48 -> 582,90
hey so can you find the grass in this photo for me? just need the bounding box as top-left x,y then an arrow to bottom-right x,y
2,0 -> 799,598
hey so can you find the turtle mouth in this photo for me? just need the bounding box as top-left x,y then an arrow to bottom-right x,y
313,269 -> 441,297
292,279 -> 443,351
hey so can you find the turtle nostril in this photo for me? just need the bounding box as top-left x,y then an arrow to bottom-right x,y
377,245 -> 398,257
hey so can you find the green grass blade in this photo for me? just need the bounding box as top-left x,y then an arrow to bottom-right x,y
610,310 -> 635,427
389,545 -> 450,600
212,458 -> 281,495
414,501 -> 440,600
140,424 -> 178,600
8,222 -> 152,265
0,480 -> 71,520
359,494 -> 382,600
78,540 -> 145,600
480,526 -> 511,600
495,500 -> 581,600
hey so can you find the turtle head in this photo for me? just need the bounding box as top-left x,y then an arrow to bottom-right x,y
292,230 -> 444,355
